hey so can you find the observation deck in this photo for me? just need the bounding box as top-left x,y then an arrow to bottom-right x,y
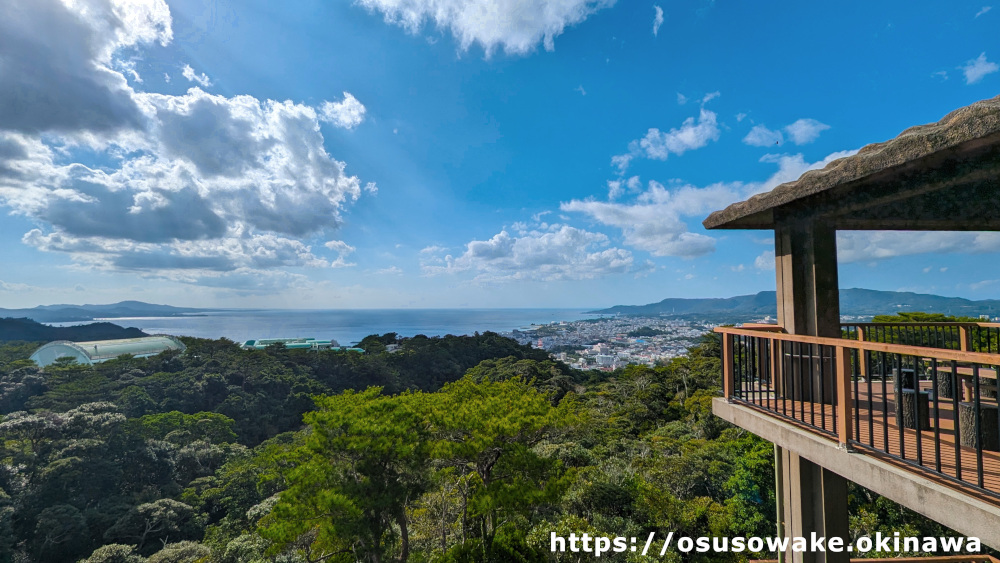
703,95 -> 1000,560
716,322 -> 1000,546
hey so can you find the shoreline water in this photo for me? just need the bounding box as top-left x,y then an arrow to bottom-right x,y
48,308 -> 599,345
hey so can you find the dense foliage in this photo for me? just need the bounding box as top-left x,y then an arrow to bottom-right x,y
0,330 -> 975,562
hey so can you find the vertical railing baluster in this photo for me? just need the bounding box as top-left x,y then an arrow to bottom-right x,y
952,360 -> 962,482
973,364 -> 984,489
931,358 -> 941,473
853,348 -> 861,442
867,350 -> 874,448
915,356 -> 923,467
895,353 -> 906,460
809,343 -> 816,428
882,352 -> 890,453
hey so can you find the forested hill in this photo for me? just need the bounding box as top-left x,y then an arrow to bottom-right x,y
0,330 -> 966,562
0,317 -> 147,342
0,300 -> 206,323
591,288 -> 1000,317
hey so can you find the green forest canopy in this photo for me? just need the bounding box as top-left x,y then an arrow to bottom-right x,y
0,329 -> 975,562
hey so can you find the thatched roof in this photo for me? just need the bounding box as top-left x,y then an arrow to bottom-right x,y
704,95 -> 1000,230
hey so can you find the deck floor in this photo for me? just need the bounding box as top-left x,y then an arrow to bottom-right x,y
736,381 -> 1000,500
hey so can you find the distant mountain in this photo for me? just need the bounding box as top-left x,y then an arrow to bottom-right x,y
0,301 -> 209,323
0,317 -> 148,342
589,288 -> 1000,317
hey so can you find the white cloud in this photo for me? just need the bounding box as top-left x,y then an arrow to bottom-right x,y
677,92 -> 688,105
566,150 -> 857,258
735,112 -> 747,122
743,125 -> 783,147
355,0 -> 616,56
754,251 -> 775,271
324,240 -> 357,268
701,91 -> 720,104
377,266 -> 404,275
320,92 -> 367,129
607,175 -> 640,200
837,232 -> 1000,263
653,5 -> 664,36
783,118 -> 830,144
0,0 -> 170,135
424,225 -> 641,282
975,6 -> 992,17
0,280 -> 33,292
743,118 -> 830,147
576,85 -> 587,96
181,64 -> 212,87
0,1 -> 373,289
961,52 -> 999,84
612,109 -> 720,172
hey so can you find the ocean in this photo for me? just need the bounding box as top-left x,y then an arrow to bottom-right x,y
52,309 -> 596,345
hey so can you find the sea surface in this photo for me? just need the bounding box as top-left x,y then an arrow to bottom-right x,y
52,309 -> 596,345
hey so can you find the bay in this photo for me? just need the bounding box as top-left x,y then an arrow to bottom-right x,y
52,309 -> 594,345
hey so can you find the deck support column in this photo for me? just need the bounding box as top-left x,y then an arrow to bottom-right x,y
773,215 -> 849,563
778,449 -> 850,563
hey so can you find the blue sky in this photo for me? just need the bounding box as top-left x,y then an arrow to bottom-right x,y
1,0 -> 999,309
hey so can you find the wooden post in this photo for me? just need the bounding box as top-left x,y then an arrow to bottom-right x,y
960,326 -> 972,401
856,327 -> 867,380
835,346 -> 853,448
771,338 -> 782,396
723,333 -> 735,401
960,325 -> 972,351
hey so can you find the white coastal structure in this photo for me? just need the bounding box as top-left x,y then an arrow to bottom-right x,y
30,335 -> 186,367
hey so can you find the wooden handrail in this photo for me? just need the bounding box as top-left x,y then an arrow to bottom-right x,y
754,558 -> 1000,563
716,326 -> 1000,364
843,322 -> 1000,328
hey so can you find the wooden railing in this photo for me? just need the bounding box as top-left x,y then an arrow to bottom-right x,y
842,322 -> 1000,354
718,324 -> 1000,498
754,557 -> 1000,563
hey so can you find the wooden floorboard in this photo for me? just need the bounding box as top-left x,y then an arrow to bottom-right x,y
735,380 -> 1000,502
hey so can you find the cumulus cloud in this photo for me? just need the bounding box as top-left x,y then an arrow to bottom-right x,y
743,125 -> 784,147
784,118 -> 830,144
653,5 -> 664,36
423,225 -> 643,282
607,175 -> 641,200
961,52 -> 999,84
743,118 -> 830,147
567,150 -> 857,258
0,0 -> 170,135
754,251 -> 775,271
837,232 -> 1000,263
320,92 -> 367,129
181,64 -> 212,87
324,240 -> 357,267
355,0 -> 615,56
0,0 -> 372,289
613,108 -> 720,172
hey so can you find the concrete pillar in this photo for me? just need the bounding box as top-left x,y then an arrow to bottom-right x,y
778,449 -> 850,563
773,215 -> 849,563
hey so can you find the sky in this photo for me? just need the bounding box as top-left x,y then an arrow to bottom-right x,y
0,0 -> 999,310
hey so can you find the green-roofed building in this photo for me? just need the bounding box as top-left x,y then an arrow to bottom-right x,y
30,335 -> 186,367
240,338 -> 363,353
